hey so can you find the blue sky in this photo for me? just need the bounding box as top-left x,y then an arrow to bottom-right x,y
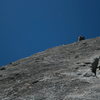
0,0 -> 100,66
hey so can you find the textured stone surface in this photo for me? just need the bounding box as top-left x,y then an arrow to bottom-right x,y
0,37 -> 100,100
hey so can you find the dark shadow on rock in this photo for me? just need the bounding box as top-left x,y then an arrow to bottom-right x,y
0,67 -> 6,70
32,80 -> 39,84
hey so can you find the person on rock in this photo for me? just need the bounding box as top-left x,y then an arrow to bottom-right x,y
78,35 -> 85,42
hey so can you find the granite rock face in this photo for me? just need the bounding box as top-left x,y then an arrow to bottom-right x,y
0,37 -> 100,100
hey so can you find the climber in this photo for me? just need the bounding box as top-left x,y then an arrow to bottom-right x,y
78,35 -> 85,42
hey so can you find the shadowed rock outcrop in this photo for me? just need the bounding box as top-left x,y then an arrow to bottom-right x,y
90,57 -> 100,76
0,37 -> 100,100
